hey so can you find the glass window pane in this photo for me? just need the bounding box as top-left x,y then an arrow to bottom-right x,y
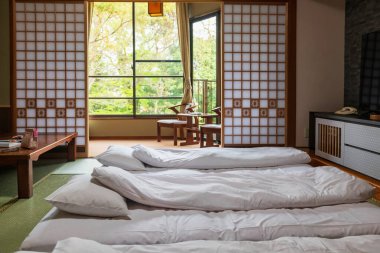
89,3 -> 133,76
136,98 -> 182,115
89,99 -> 133,115
135,3 -> 180,60
192,79 -> 217,113
88,2 -> 186,116
89,78 -> 133,98
192,16 -> 217,81
135,62 -> 182,76
136,77 -> 183,97
192,15 -> 218,113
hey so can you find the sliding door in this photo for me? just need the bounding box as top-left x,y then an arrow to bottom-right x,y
222,1 -> 295,147
12,1 -> 88,154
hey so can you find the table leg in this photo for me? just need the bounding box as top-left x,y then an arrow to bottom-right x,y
180,116 -> 199,146
17,159 -> 33,198
67,137 -> 76,161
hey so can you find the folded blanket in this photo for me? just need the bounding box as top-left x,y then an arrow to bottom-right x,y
92,165 -> 374,210
24,235 -> 380,253
131,145 -> 311,169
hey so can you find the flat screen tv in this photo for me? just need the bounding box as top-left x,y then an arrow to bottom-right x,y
360,31 -> 380,113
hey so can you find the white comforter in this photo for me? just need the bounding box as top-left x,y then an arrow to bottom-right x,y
18,235 -> 380,253
92,165 -> 374,211
132,145 -> 311,169
20,203 -> 380,251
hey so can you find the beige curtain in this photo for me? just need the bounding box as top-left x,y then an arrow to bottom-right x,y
176,3 -> 192,110
87,2 -> 94,39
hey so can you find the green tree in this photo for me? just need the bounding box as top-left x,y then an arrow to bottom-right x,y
88,3 -> 217,115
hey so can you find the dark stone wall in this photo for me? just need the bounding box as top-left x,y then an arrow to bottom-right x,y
345,0 -> 380,107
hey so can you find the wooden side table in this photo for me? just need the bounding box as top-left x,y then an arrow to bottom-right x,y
0,133 -> 77,198
177,113 -> 217,146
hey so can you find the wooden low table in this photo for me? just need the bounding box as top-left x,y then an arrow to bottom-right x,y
0,132 -> 77,198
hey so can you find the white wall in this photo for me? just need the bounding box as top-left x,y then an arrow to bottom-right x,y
296,0 -> 345,147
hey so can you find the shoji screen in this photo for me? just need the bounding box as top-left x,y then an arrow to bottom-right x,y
223,3 -> 288,147
14,1 -> 87,153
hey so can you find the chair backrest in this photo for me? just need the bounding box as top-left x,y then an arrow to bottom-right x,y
212,107 -> 221,117
168,103 -> 198,122
168,103 -> 196,114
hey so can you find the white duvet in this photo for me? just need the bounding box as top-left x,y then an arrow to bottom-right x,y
92,165 -> 374,211
132,145 -> 311,169
20,202 -> 380,251
18,235 -> 380,253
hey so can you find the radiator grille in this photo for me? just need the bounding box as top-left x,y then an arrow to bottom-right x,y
318,123 -> 341,158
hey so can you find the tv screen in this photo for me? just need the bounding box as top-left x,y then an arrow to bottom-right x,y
360,31 -> 380,113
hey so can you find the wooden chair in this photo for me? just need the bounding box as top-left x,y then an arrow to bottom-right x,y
157,103 -> 196,146
200,107 -> 221,148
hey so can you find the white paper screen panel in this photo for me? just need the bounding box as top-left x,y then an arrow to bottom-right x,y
15,2 -> 87,147
223,3 -> 287,146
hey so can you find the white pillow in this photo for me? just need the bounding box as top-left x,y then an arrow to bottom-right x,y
96,145 -> 145,171
45,175 -> 129,218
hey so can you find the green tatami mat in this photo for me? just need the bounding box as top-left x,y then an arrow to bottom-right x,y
0,175 -> 71,253
51,158 -> 101,174
0,159 -> 99,208
0,161 -> 59,208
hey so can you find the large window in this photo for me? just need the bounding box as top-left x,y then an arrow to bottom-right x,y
191,13 -> 219,113
89,2 -> 183,116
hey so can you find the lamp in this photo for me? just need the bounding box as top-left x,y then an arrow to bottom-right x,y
148,2 -> 163,17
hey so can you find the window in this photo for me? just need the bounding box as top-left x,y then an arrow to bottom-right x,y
191,13 -> 219,113
89,2 -> 183,116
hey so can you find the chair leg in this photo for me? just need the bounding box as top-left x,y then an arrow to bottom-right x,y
173,126 -> 178,146
157,123 -> 161,142
179,127 -> 184,140
200,130 -> 204,148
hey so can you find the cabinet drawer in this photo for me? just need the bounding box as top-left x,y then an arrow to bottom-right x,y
344,145 -> 380,180
345,123 -> 380,153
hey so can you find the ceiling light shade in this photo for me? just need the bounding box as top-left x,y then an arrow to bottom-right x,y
148,2 -> 163,17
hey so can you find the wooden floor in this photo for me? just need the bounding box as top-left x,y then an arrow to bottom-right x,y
310,152 -> 380,201
89,138 -> 200,157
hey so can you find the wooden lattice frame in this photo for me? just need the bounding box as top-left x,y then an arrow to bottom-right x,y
222,1 -> 295,147
12,0 -> 88,154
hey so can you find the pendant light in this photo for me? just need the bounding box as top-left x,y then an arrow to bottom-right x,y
148,2 -> 163,17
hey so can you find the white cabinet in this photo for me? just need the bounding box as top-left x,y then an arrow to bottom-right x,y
315,115 -> 380,180
344,123 -> 380,153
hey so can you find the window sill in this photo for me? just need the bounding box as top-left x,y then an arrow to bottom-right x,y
89,115 -> 177,120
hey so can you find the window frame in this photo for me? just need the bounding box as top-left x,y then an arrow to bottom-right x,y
89,2 -> 183,118
190,11 -> 221,112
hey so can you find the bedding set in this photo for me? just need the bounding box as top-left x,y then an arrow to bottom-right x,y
19,145 -> 380,252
